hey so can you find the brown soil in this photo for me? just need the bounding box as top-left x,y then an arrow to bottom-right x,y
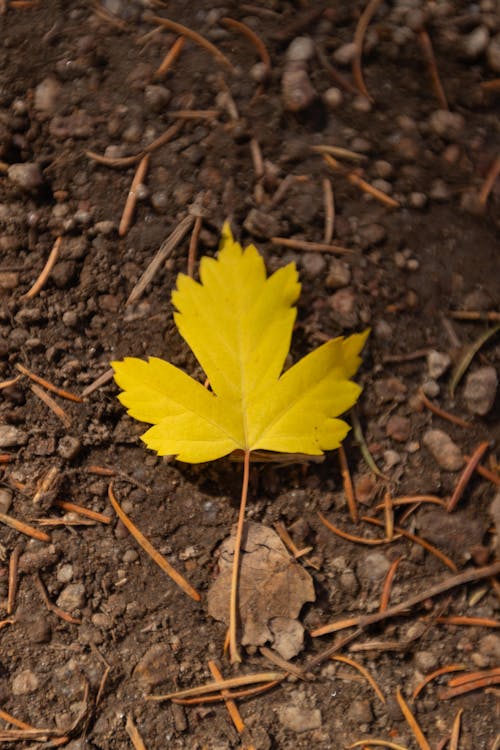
0,2 -> 499,749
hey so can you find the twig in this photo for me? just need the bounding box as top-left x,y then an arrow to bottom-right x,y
270,174 -> 310,207
118,154 -> 150,237
418,388 -> 471,429
439,669 -> 500,699
315,42 -> 360,95
449,310 -> 500,322
259,646 -> 306,680
0,375 -> 21,389
36,573 -> 81,624
478,156 -> 500,206
447,441 -> 489,512
126,213 -> 194,304
350,407 -> 388,479
145,14 -> 236,73
352,0 -> 384,101
170,680 -> 283,705
271,236 -> 358,256
323,154 -> 400,208
208,660 -> 245,733
16,363 -> 83,402
7,544 -> 22,614
412,665 -> 467,699
108,482 -> 200,602
338,445 -> 358,523
449,324 -> 500,398
0,708 -> 33,730
125,715 -> 147,750
22,236 -> 62,299
449,708 -> 463,750
249,137 -> 264,179
229,449 -> 250,663
465,457 -> 500,487
154,35 -> 185,80
147,671 -> 285,701
80,368 -> 114,398
54,500 -> 111,524
312,145 -> 368,163
31,383 -> 72,428
322,177 -> 335,243
396,688 -> 432,750
318,512 -> 398,547
434,615 -> 500,628
418,28 -> 448,110
221,17 -> 270,76
0,511 -> 50,542
379,556 -> 403,612
187,215 -> 203,278
331,655 -> 385,703
86,121 -> 184,169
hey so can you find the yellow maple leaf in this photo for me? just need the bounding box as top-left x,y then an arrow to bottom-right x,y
112,223 -> 368,463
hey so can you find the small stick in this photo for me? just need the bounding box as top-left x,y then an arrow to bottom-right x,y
274,522 -> 312,559
259,646 -> 306,680
448,667 -> 500,688
208,660 -> 245,733
170,679 -> 283,705
221,17 -> 271,76
35,573 -> 81,624
449,324 -> 500,398
363,516 -> 458,572
449,708 -> 463,750
418,29 -> 448,110
338,445 -> 358,523
270,174 -> 310,207
54,500 -> 111,524
125,715 -> 147,750
154,35 -> 185,80
434,615 -> 500,628
383,490 -> 393,541
379,556 -> 403,612
271,236 -> 358,256
31,384 -> 72,428
127,214 -> 194,304
118,154 -> 150,237
249,137 -> 264,179
418,388 -> 471,429
22,236 -> 62,299
187,215 -> 202,278
331,655 -> 385,703
347,742 -> 408,750
382,347 -> 433,363
352,0 -> 384,101
323,154 -> 400,208
318,512 -> 398,546
167,109 -> 220,119
478,156 -> 500,206
80,368 -> 114,398
447,441 -> 489,512
0,511 -> 50,542
7,544 -> 22,614
16,363 -> 83,402
480,78 -> 500,91
412,665 -> 467,699
0,709 -> 32,730
449,310 -> 500,322
229,449 -> 251,663
145,15 -> 236,73
147,671 -> 285,701
396,687 -> 432,750
322,177 -> 335,243
108,482 -> 200,602
374,496 -> 446,511
315,42 -> 360,95
92,1 -> 128,31
0,375 -> 21,389
464,457 -> 500,487
439,672 -> 500,699
350,407 -> 388,479
311,144 -> 368,163
86,121 -> 184,169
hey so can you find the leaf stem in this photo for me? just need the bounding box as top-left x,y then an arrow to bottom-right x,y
229,449 -> 250,663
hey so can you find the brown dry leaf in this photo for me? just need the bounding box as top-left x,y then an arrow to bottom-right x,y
207,522 -> 315,658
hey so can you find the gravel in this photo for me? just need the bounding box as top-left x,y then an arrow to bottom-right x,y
422,429 -> 464,471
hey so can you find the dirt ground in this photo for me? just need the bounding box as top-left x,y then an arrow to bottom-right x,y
0,1 -> 499,749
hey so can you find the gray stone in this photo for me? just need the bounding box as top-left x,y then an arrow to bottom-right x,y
427,350 -> 451,379
422,429 -> 464,471
300,252 -> 326,278
0,425 -> 28,448
243,209 -> 280,239
58,436 -> 81,460
8,162 -> 44,191
286,37 -> 315,63
12,669 -> 39,695
463,366 -> 498,415
478,634 -> 500,661
326,259 -> 351,289
357,551 -> 391,582
34,76 -> 62,112
463,26 -> 489,58
428,110 -> 465,140
278,705 -> 322,733
329,287 -> 358,327
282,64 -> 318,112
415,650 -> 439,672
56,583 -> 85,612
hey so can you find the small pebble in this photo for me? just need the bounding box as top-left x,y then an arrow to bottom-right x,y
374,377 -> 407,403
462,26 -> 489,58
333,42 -> 356,65
281,64 -> 318,112
300,252 -> 326,278
486,33 -> 500,73
383,449 -> 401,469
56,583 -> 85,612
352,95 -> 372,112
243,209 -> 280,239
0,425 -> 28,448
34,76 -> 62,112
339,568 -> 359,594
427,350 -> 451,380
463,366 -> 497,415
134,644 -> 173,686
386,414 -> 411,442
429,110 -> 465,140
357,551 -> 390,582
8,162 -> 44,191
250,62 -> 269,83
58,435 -> 81,459
323,87 -> 343,109
329,287 -> 358,327
478,634 -> 500,661
56,564 -> 74,584
347,699 -> 373,724
278,705 -> 322,733
422,429 -> 464,471
421,378 -> 440,398
326,259 -> 351,289
286,36 -> 315,63
414,651 -> 438,672
12,670 -> 39,695
94,220 -> 115,235
0,488 -> 13,513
